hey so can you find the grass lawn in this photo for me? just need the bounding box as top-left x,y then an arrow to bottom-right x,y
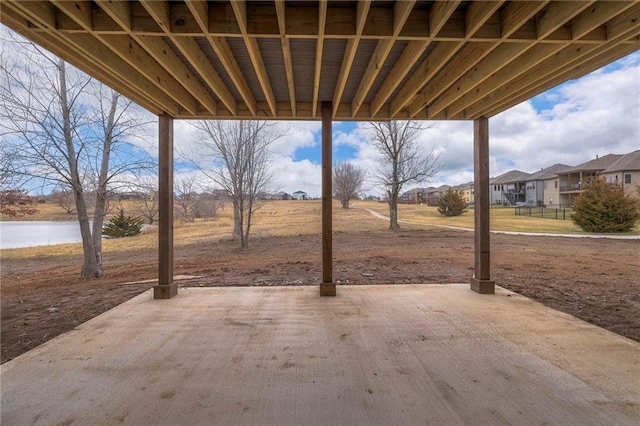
1,199 -> 638,260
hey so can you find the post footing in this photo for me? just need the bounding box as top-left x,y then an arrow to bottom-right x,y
320,283 -> 336,297
470,278 -> 495,294
154,282 -> 178,299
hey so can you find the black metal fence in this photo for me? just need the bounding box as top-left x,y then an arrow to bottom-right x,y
514,207 -> 572,220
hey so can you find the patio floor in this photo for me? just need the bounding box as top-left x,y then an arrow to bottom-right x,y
1,285 -> 638,425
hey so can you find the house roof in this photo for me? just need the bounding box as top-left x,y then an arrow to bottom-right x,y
604,150 -> 640,173
527,163 -> 573,181
490,170 -> 531,184
560,153 -> 624,173
2,1 -> 639,121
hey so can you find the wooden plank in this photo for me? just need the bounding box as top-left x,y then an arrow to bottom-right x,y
232,0 -> 277,116
312,0 -> 327,117
350,1 -> 415,116
389,41 -> 464,117
186,0 -> 256,115
408,41 -> 500,117
53,0 -> 198,115
139,0 -> 235,115
465,0 -> 505,37
276,0 -> 297,116
501,1 -> 548,38
332,0 -> 371,115
536,1 -> 594,40
0,6 -> 164,115
428,42 -> 532,117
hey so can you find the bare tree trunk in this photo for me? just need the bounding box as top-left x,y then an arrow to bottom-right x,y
233,203 -> 241,239
58,60 -> 102,278
388,188 -> 400,231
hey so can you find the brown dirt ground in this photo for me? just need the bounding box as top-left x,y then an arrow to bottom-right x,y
1,228 -> 639,363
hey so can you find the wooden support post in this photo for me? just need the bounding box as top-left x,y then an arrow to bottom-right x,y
154,114 -> 177,299
320,101 -> 335,296
471,117 -> 495,294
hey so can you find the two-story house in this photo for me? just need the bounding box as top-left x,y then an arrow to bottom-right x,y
555,154 -> 624,206
490,170 -> 531,206
524,164 -> 572,207
599,150 -> 640,199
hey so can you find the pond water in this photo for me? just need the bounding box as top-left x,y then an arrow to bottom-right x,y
0,221 -> 86,249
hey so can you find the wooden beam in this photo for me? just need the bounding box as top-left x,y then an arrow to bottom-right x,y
320,101 -> 335,297
501,1 -> 549,38
465,0 -> 505,37
275,0 -> 297,116
7,1 -> 180,115
428,42 -> 533,118
408,41 -> 499,117
312,0 -> 327,117
370,1 -> 462,116
155,114 -> 177,299
231,0 -> 277,116
536,1 -> 595,40
350,0 -> 415,117
470,117 -> 494,294
186,0 -> 256,115
52,0 -> 199,115
571,0 -> 636,40
138,0 -> 236,115
332,0 -> 371,116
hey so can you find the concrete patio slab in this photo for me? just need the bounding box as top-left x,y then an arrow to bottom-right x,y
2,285 -> 639,425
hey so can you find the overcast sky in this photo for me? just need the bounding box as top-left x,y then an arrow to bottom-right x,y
173,51 -> 640,198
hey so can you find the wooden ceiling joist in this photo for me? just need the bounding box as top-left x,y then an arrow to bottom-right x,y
1,0 -> 637,121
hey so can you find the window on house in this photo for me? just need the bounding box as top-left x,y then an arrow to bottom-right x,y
554,180 -> 558,189
625,174 -> 632,184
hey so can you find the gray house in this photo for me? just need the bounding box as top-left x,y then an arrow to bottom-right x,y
524,164 -> 571,207
489,170 -> 531,206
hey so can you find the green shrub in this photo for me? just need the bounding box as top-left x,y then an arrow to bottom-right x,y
437,189 -> 468,217
571,178 -> 639,233
102,208 -> 145,238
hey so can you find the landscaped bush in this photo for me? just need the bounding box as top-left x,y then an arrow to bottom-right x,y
102,208 -> 145,238
437,189 -> 468,217
571,178 -> 639,233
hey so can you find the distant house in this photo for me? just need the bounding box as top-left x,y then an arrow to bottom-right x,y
272,191 -> 292,200
451,182 -> 474,204
555,154 -> 624,206
292,190 -> 308,200
489,170 -> 531,206
525,164 -> 571,207
400,185 -> 450,205
599,150 -> 640,199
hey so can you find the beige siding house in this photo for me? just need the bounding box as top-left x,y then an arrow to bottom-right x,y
599,150 -> 640,199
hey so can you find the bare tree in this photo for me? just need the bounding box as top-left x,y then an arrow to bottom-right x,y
187,120 -> 283,249
48,186 -> 76,214
333,162 -> 366,209
131,175 -> 159,224
174,174 -> 198,222
0,35 -> 153,277
370,121 -> 440,230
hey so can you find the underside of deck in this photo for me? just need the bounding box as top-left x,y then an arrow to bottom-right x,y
2,285 -> 639,425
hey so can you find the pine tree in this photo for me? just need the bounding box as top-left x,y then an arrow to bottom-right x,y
102,208 -> 145,238
571,178 -> 639,233
437,189 -> 468,217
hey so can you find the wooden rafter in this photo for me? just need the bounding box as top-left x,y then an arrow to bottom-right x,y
231,0 -> 277,116
332,0 -> 371,116
275,0 -> 296,116
186,0 -> 256,115
312,0 -> 327,117
1,0 -> 637,121
50,0 -> 199,115
350,0 -> 415,117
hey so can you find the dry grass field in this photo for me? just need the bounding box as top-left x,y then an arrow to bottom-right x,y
1,199 -> 639,363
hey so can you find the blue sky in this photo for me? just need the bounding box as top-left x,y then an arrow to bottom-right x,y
2,25 -> 638,199
246,51 -> 639,197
